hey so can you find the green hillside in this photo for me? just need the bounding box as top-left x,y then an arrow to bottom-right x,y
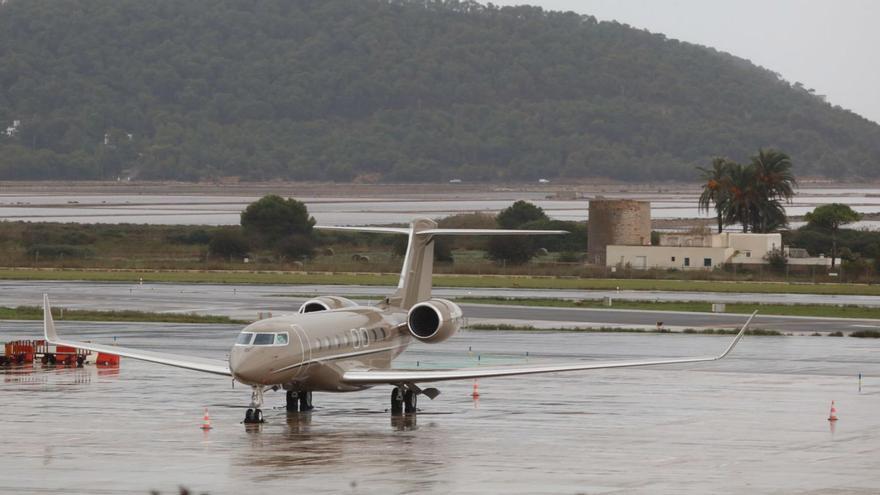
1,0 -> 878,182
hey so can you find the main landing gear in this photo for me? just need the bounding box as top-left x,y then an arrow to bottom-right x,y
390,387 -> 418,415
286,390 -> 314,412
244,386 -> 265,424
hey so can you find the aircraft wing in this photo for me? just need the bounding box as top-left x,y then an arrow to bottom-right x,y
43,295 -> 231,376
342,312 -> 755,385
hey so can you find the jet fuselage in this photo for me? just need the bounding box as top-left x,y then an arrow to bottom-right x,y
229,307 -> 411,391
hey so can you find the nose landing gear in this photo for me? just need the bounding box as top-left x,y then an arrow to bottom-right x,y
244,386 -> 265,424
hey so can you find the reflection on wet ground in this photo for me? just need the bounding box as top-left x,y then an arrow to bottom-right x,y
2,321 -> 880,494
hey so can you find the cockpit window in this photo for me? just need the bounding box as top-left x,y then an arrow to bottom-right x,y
238,331 -> 289,346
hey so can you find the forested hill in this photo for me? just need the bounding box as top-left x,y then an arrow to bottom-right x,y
1,0 -> 878,182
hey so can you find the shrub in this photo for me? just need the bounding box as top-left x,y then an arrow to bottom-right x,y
557,251 -> 582,263
276,234 -> 315,261
208,230 -> 249,260
850,330 -> 880,338
26,244 -> 94,259
168,229 -> 212,245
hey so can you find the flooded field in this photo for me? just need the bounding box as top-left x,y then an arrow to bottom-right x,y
2,187 -> 880,227
1,322 -> 879,494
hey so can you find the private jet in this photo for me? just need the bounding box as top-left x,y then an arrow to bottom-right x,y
44,218 -> 754,423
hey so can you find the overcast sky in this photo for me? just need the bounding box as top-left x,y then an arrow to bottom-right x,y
490,0 -> 880,124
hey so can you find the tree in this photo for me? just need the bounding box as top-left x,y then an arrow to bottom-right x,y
487,200 -> 549,264
240,195 -> 315,247
208,229 -> 249,260
748,149 -> 796,233
698,157 -> 733,233
496,200 -> 549,229
697,149 -> 796,233
804,203 -> 861,267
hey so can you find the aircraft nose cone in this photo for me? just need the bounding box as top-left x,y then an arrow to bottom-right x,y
229,347 -> 262,385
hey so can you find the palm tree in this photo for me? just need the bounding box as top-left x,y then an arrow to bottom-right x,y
697,149 -> 797,233
747,149 -> 796,232
697,157 -> 732,233
750,199 -> 789,233
722,162 -> 758,233
751,149 -> 797,199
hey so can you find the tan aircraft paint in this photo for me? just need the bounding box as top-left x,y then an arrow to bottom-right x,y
230,306 -> 411,391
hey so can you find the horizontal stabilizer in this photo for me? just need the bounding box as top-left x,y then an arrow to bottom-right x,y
317,217 -> 568,309
316,226 -> 568,236
316,226 -> 411,234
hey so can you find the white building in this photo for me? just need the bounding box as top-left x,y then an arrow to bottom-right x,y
606,232 -> 833,270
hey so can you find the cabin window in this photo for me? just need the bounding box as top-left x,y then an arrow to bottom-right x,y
360,329 -> 370,347
379,328 -> 387,339
274,333 -> 289,345
333,336 -> 340,348
253,333 -> 275,345
236,332 -> 254,345
370,328 -> 378,341
350,329 -> 361,349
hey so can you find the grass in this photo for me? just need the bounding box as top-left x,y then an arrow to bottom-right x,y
3,267 -> 880,297
466,323 -> 782,335
456,296 -> 880,320
0,306 -> 247,324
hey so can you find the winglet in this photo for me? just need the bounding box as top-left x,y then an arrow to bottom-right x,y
716,310 -> 757,360
43,294 -> 59,343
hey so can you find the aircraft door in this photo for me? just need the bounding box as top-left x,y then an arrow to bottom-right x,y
289,324 -> 311,376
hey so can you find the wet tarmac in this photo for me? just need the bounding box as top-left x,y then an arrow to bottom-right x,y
2,281 -> 879,334
2,321 -> 879,494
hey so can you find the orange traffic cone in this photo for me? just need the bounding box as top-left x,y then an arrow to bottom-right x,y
828,401 -> 838,421
471,379 -> 480,398
201,408 -> 213,430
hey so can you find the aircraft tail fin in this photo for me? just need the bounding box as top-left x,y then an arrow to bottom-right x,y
316,218 -> 566,309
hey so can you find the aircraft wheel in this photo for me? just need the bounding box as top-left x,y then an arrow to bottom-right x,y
390,387 -> 403,415
286,391 -> 299,411
253,409 -> 263,423
245,408 -> 255,423
76,356 -> 85,367
299,391 -> 314,411
404,390 -> 418,414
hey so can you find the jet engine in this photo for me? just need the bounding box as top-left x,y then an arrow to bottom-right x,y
407,298 -> 463,343
298,296 -> 359,313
